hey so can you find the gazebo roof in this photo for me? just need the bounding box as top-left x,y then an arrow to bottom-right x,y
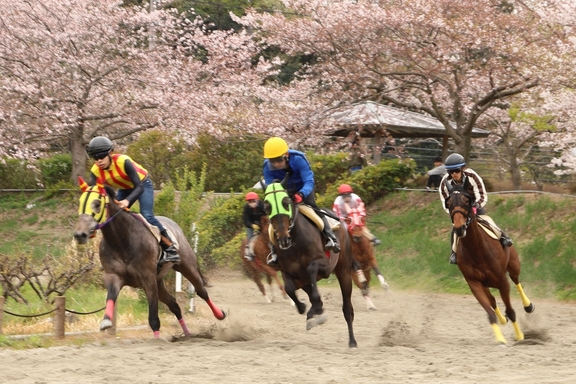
325,101 -> 490,139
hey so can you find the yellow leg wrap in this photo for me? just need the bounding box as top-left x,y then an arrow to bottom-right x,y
491,323 -> 507,345
512,321 -> 524,341
516,284 -> 531,308
494,307 -> 507,324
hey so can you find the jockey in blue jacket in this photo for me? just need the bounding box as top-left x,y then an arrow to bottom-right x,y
262,137 -> 341,265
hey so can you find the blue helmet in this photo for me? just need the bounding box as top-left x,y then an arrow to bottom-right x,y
444,153 -> 466,170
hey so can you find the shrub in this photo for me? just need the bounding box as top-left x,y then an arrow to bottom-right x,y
0,158 -> 38,189
38,154 -> 72,187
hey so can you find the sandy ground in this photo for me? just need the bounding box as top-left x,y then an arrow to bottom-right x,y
1,269 -> 575,384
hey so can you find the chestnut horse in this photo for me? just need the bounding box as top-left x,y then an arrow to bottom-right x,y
240,215 -> 287,302
263,181 -> 357,348
446,184 -> 535,344
73,178 -> 226,338
345,208 -> 389,310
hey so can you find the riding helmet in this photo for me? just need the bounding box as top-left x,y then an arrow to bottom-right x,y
444,153 -> 466,170
337,184 -> 353,195
86,136 -> 114,157
263,137 -> 289,159
245,192 -> 259,201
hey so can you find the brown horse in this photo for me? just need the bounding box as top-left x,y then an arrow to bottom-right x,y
344,208 -> 389,310
446,184 -> 534,344
240,216 -> 287,302
73,179 -> 226,338
263,182 -> 357,348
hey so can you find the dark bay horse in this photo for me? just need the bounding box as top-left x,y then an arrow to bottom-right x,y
446,185 -> 534,344
73,178 -> 226,338
240,216 -> 287,303
264,182 -> 357,348
345,208 -> 389,310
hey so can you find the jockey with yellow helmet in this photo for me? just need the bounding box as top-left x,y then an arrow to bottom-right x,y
262,137 -> 341,265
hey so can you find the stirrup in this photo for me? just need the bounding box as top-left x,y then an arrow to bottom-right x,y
266,253 -> 278,266
372,238 -> 382,246
325,238 -> 341,253
449,252 -> 457,265
159,246 -> 180,264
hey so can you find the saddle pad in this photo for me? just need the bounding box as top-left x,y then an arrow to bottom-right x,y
247,235 -> 258,257
299,205 -> 324,230
477,215 -> 500,240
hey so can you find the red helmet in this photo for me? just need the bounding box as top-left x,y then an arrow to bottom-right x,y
337,184 -> 353,195
245,192 -> 259,201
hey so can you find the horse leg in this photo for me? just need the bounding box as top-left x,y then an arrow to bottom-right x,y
496,276 -> 525,342
157,279 -> 191,336
362,267 -> 377,311
100,274 -> 122,332
178,265 -> 226,320
282,274 -> 305,314
507,248 -> 535,313
249,262 -> 268,300
301,284 -> 327,330
483,286 -> 507,324
371,265 -> 390,291
334,261 -> 357,348
466,279 -> 507,345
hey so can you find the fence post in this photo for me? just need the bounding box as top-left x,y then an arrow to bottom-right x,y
53,296 -> 66,339
0,297 -> 4,334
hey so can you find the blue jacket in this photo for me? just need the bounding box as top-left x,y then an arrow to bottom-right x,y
263,150 -> 314,198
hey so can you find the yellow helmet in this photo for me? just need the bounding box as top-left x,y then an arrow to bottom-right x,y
263,137 -> 289,159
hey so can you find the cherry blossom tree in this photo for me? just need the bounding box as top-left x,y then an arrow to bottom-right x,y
0,0 -> 319,182
239,0 -> 576,159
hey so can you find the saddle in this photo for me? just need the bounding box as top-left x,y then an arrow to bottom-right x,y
133,213 -> 180,257
268,204 -> 340,246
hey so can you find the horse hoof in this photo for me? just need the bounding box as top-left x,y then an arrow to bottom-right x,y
315,313 -> 328,325
306,318 -> 318,330
100,319 -> 113,331
525,303 -> 535,313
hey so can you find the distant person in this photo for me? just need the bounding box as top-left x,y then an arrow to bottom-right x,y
439,153 -> 513,265
242,192 -> 266,261
332,184 -> 381,245
349,141 -> 367,173
85,136 -> 179,264
426,156 -> 446,191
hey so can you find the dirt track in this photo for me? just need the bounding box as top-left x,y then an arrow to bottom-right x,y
0,269 -> 574,384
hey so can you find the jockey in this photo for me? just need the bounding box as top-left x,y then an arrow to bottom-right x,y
242,192 -> 266,261
85,136 -> 179,264
332,184 -> 381,245
263,137 -> 341,266
439,153 -> 513,265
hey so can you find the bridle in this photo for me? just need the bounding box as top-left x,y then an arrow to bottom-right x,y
264,182 -> 298,247
445,184 -> 474,231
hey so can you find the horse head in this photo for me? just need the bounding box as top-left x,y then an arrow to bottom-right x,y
73,176 -> 111,244
445,185 -> 474,238
263,182 -> 294,250
345,208 -> 366,243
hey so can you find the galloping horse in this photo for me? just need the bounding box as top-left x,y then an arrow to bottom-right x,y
446,185 -> 534,344
345,208 -> 389,310
264,182 -> 357,348
73,178 -> 226,338
240,215 -> 287,303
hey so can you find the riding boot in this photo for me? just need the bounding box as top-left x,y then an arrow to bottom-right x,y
159,229 -> 180,264
244,244 -> 253,261
321,216 -> 341,253
500,232 -> 513,248
266,244 -> 279,267
371,238 -> 382,246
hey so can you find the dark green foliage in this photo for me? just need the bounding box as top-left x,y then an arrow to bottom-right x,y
127,130 -> 195,188
317,158 -> 416,207
0,158 -> 38,189
307,152 -> 350,195
196,194 -> 246,269
187,134 -> 265,192
38,154 -> 72,187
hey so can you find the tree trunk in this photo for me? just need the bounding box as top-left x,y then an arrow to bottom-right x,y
70,127 -> 87,184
